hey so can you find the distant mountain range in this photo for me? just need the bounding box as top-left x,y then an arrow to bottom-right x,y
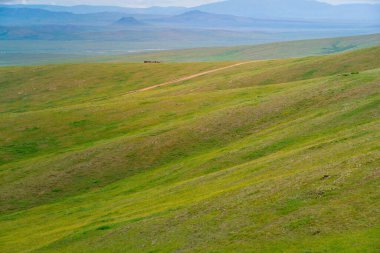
2,0 -> 380,22
0,7 -> 121,26
148,10 -> 371,30
194,0 -> 380,22
1,6 -> 378,29
0,4 -> 186,15
150,10 -> 257,29
0,0 -> 379,57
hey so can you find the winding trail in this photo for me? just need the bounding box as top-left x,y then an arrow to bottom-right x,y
127,61 -> 253,94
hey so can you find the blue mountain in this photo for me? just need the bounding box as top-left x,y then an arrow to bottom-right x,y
114,17 -> 145,26
0,4 -> 186,15
193,0 -> 380,22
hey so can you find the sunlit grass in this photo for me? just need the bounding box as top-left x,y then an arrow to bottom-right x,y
0,46 -> 379,252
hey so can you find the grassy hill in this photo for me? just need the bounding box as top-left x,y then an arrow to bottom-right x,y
1,33 -> 380,66
0,46 -> 379,252
105,33 -> 380,62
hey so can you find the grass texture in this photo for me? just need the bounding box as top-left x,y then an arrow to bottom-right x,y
0,46 -> 379,252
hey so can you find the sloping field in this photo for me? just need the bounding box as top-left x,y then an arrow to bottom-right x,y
1,33 -> 380,66
0,47 -> 379,252
102,33 -> 380,62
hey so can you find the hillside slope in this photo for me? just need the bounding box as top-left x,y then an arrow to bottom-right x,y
104,33 -> 380,62
0,47 -> 379,252
1,34 -> 379,66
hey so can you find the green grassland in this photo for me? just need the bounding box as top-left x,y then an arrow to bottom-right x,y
1,33 -> 380,66
99,33 -> 380,62
0,46 -> 379,252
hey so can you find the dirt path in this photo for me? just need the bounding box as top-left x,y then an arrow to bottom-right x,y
127,61 -> 253,94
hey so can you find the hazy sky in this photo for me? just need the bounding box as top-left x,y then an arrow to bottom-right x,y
1,0 -> 379,7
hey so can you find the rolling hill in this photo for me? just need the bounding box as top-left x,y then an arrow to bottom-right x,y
1,33 -> 380,66
0,45 -> 379,252
88,33 -> 380,63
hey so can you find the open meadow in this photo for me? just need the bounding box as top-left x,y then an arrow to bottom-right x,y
0,46 -> 379,252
